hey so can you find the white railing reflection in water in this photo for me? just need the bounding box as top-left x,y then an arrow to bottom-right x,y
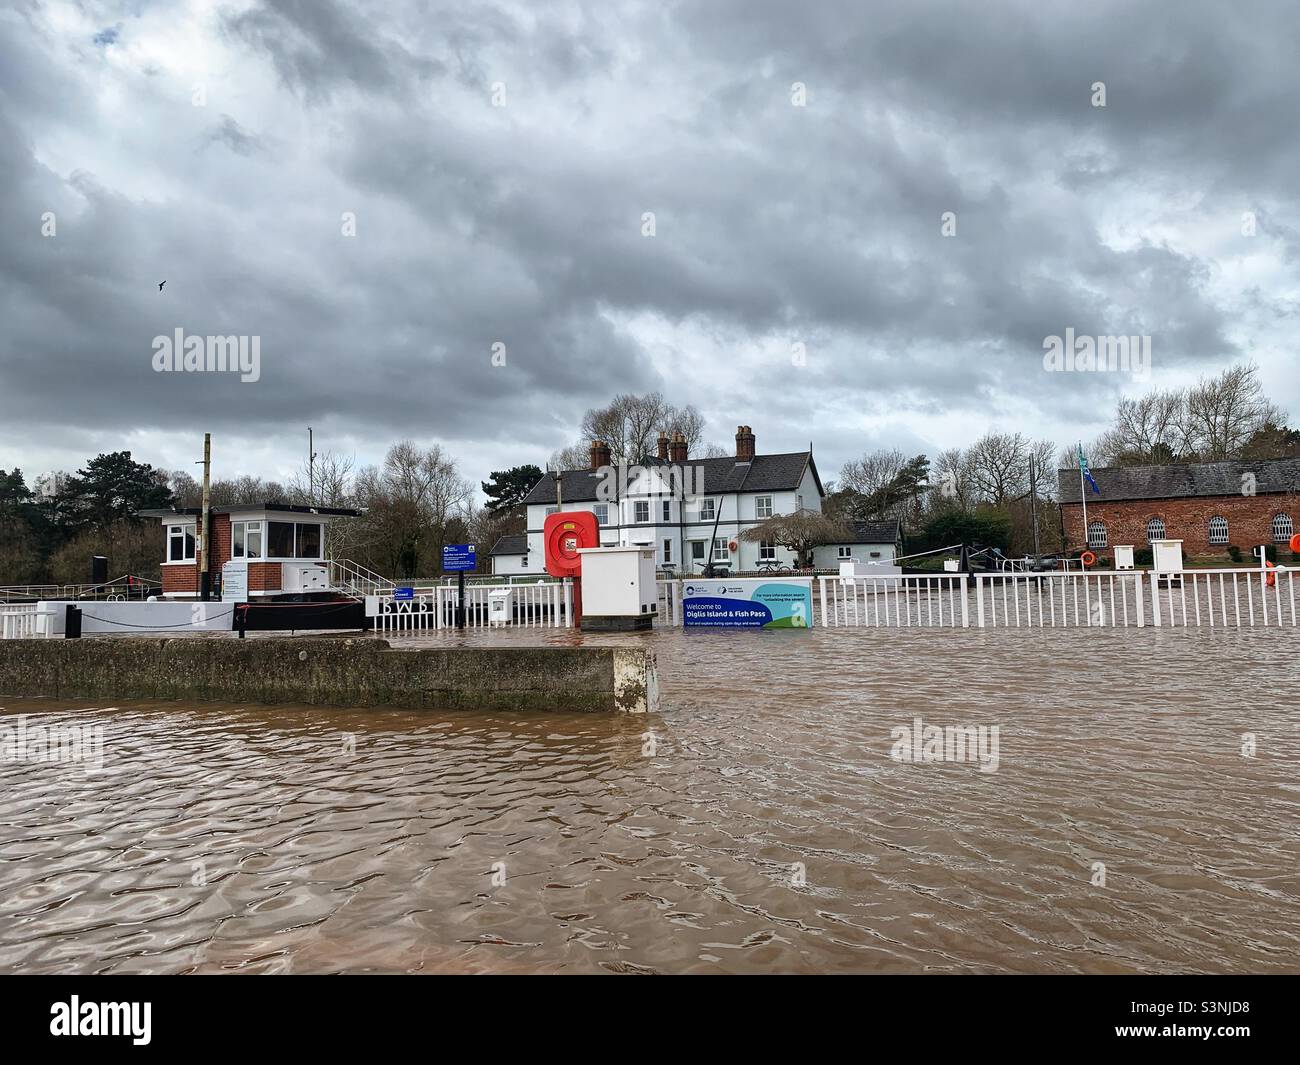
369,581 -> 572,632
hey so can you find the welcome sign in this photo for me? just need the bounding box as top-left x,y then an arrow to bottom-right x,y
682,579 -> 813,629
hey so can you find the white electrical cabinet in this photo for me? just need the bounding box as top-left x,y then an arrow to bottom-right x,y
1152,539 -> 1184,581
1113,545 -> 1135,570
488,588 -> 513,626
577,546 -> 658,629
281,562 -> 331,594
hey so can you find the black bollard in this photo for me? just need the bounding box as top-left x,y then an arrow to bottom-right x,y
64,604 -> 82,639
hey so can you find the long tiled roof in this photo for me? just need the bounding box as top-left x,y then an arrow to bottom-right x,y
521,452 -> 820,506
1058,458 -> 1300,503
489,534 -> 528,556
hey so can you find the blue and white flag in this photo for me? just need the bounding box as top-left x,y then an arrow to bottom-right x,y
1077,443 -> 1100,495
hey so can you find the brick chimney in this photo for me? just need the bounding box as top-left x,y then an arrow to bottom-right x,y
589,439 -> 611,470
735,425 -> 755,461
668,432 -> 687,463
657,431 -> 669,461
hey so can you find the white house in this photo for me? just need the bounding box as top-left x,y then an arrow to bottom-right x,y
488,534 -> 532,576
519,426 -> 825,574
811,519 -> 903,570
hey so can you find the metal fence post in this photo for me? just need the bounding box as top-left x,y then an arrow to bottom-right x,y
960,576 -> 969,628
975,576 -> 985,628
1149,571 -> 1161,627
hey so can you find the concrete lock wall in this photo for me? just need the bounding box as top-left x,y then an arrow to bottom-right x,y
0,639 -> 658,714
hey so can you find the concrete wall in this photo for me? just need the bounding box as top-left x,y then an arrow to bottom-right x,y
38,601 -> 235,636
0,639 -> 658,714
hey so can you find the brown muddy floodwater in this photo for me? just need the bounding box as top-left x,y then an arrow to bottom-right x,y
1,627 -> 1298,974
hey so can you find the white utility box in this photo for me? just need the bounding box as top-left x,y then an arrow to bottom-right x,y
577,545 -> 658,630
839,559 -> 902,586
942,559 -> 961,573
488,587 -> 513,626
1113,545 -> 1135,570
1152,539 -> 1184,581
281,562 -> 331,594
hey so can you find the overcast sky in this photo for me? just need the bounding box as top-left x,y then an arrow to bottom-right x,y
3,0 -> 1299,499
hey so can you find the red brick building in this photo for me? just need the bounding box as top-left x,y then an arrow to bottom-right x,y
1058,458 -> 1300,561
138,503 -> 361,599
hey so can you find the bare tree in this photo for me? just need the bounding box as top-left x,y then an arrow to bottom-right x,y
578,392 -> 712,464
352,442 -> 472,577
739,509 -> 851,568
547,442 -> 590,472
965,432 -> 1028,506
930,448 -> 973,513
839,449 -> 908,499
1180,362 -> 1283,461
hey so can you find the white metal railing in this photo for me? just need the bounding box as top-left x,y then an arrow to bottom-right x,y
330,558 -> 397,599
656,580 -> 684,624
976,571 -> 1146,628
367,580 -> 572,632
808,567 -> 1297,629
818,574 -> 969,628
1,606 -> 57,638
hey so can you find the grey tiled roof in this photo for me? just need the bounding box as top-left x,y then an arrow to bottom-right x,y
825,519 -> 902,545
521,453 -> 820,506
489,534 -> 528,555
1058,458 -> 1300,503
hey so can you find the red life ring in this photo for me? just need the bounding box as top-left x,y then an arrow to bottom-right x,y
1266,560 -> 1277,588
1080,550 -> 1096,567
727,540 -> 738,553
1290,533 -> 1300,554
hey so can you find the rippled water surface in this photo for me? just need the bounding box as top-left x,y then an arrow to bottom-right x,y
2,627 -> 1298,974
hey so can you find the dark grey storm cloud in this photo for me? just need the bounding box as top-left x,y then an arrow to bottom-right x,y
2,0 -> 1299,488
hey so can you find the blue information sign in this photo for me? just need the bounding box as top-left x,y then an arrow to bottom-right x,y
683,579 -> 813,628
442,544 -> 477,572
393,586 -> 414,601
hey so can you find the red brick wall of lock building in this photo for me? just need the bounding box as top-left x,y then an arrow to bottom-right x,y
1062,493 -> 1300,560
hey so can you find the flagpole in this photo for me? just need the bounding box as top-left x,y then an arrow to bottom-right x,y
1078,442 -> 1090,549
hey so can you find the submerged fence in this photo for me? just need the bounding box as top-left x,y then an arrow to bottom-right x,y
653,568 -> 1298,630
815,569 -> 1298,629
367,580 -> 572,632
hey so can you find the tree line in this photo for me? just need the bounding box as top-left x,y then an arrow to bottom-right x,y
2,364 -> 1292,583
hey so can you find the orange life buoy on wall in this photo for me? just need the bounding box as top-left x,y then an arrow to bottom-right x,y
1080,550 -> 1096,567
543,511 -> 599,578
727,540 -> 739,553
1290,533 -> 1300,554
1266,559 -> 1277,588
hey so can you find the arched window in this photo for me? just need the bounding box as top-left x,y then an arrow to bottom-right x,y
1087,521 -> 1107,548
1273,513 -> 1293,543
1208,516 -> 1229,545
1146,518 -> 1166,543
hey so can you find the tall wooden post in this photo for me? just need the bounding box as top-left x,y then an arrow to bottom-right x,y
199,433 -> 212,602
